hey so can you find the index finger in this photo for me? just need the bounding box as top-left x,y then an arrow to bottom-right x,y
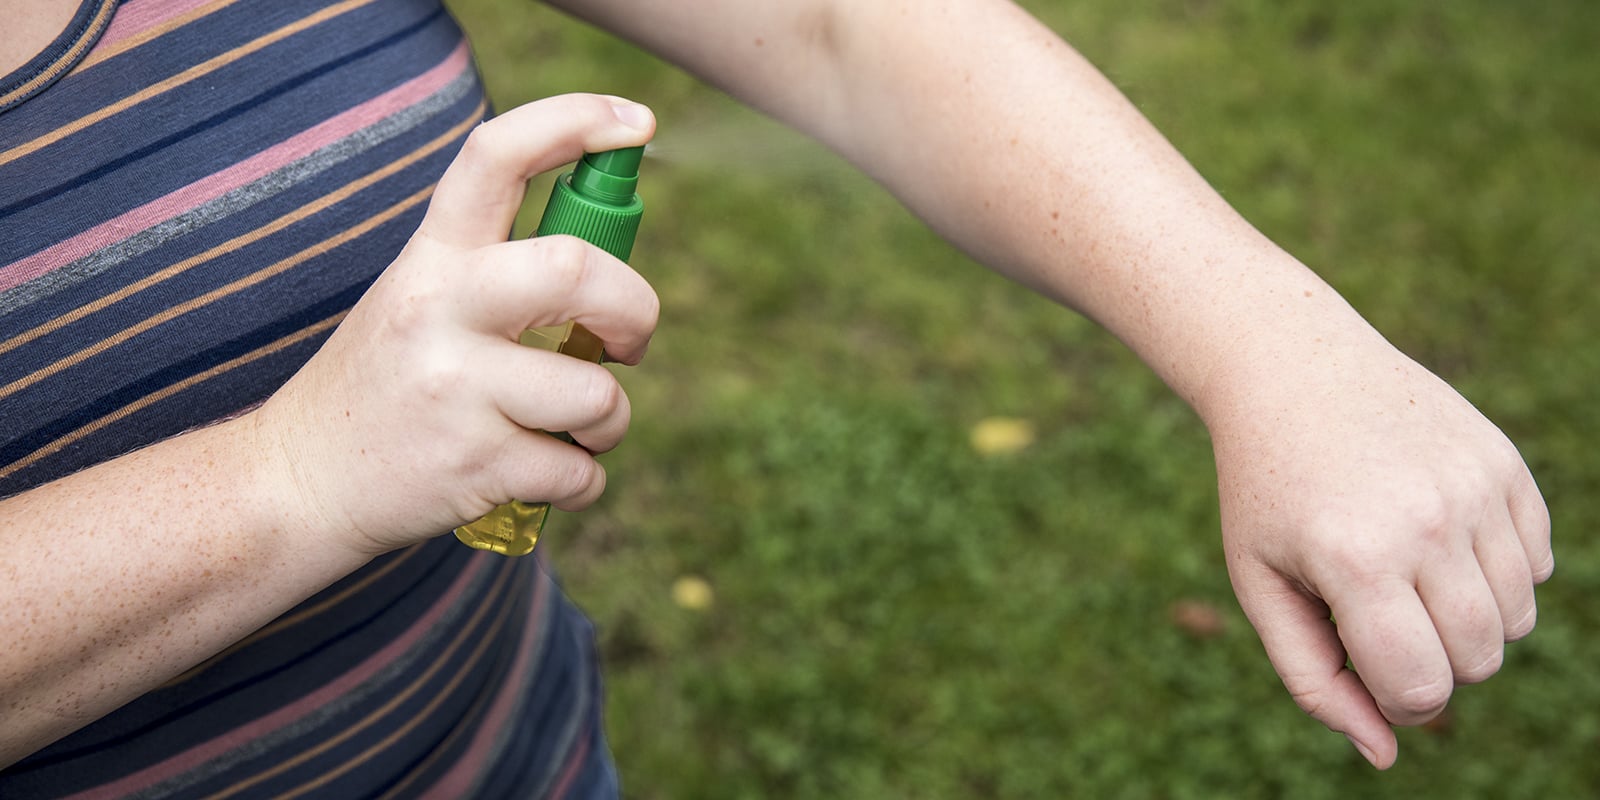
1235,567 -> 1398,768
419,94 -> 656,249
1327,577 -> 1455,728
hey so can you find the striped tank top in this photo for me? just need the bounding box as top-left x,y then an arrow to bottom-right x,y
0,1 -> 616,797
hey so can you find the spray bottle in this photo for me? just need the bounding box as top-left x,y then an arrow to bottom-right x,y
454,145 -> 647,557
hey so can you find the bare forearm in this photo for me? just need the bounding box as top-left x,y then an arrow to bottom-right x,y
546,0 -> 1382,414
0,415 -> 369,766
543,0 -> 1552,768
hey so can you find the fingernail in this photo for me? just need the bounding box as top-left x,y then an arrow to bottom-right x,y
611,101 -> 653,131
1343,734 -> 1378,766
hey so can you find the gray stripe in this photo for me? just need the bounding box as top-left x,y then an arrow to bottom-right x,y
126,557 -> 502,800
0,66 -> 477,315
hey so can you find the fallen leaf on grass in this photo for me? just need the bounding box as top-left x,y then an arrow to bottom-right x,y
1169,599 -> 1226,639
672,575 -> 714,611
970,417 -> 1036,456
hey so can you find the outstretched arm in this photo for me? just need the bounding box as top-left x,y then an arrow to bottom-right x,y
543,0 -> 1553,767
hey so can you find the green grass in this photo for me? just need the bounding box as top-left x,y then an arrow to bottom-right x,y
446,1 -> 1599,796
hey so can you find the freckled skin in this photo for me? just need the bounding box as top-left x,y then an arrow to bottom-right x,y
549,0 -> 1550,771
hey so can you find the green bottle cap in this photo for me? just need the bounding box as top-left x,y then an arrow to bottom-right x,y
535,145 -> 646,262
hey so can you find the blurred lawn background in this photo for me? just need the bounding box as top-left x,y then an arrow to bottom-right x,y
446,1 -> 1598,797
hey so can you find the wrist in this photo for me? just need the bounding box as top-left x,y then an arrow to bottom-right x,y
1127,252 -> 1392,431
229,407 -> 377,570
1185,293 -> 1401,437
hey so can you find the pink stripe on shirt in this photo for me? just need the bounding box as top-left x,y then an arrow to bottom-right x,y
93,0 -> 227,52
0,41 -> 469,292
547,723 -> 594,799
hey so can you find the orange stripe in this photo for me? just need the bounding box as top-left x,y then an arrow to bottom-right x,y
0,183 -> 433,404
0,0 -> 118,109
0,312 -> 343,483
0,0 -> 379,170
0,100 -> 481,362
76,0 -> 242,72
203,564 -> 520,800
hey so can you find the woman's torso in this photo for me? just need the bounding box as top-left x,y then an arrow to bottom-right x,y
0,1 -> 613,796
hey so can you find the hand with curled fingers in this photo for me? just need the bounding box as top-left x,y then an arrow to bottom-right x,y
249,94 -> 660,557
1206,329 -> 1553,769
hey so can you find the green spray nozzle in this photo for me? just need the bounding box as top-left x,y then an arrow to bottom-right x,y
536,145 -> 646,262
571,145 -> 645,203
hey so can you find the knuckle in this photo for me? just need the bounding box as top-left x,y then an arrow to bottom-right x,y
575,396 -> 630,457
1492,436 -> 1529,478
1504,603 -> 1538,642
1525,492 -> 1553,538
581,369 -> 626,420
1403,489 -> 1454,545
1520,500 -> 1555,582
568,91 -> 617,117
1390,677 -> 1452,720
1532,553 -> 1555,584
1286,681 -> 1334,721
640,287 -> 661,334
384,289 -> 438,336
400,347 -> 473,423
553,457 -> 605,509
1305,488 -> 1458,581
1457,658 -> 1500,686
370,261 -> 453,337
1308,530 -> 1389,581
412,350 -> 466,400
1454,646 -> 1504,684
533,236 -> 595,296
459,121 -> 505,167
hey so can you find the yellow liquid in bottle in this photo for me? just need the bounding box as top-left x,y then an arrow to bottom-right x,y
452,321 -> 605,556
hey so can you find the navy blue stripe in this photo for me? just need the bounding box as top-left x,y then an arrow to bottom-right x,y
0,278 -> 366,472
0,6 -> 461,280
0,8 -> 444,222
0,101 -> 469,351
0,200 -> 438,495
477,595 -> 594,798
16,5 -> 461,238
0,331 -> 323,498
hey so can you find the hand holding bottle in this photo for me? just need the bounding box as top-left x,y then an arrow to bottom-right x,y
455,143 -> 650,556
247,94 -> 660,557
